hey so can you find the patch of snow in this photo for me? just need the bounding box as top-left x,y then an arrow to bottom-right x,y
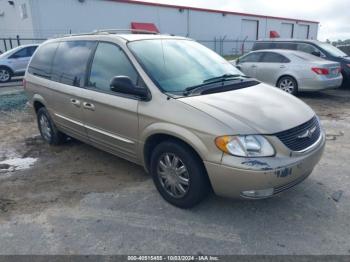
0,157 -> 37,172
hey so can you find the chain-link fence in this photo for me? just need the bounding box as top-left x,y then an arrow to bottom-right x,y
197,38 -> 256,57
0,35 -> 254,57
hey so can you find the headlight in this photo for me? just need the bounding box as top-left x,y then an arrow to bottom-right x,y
215,135 -> 275,157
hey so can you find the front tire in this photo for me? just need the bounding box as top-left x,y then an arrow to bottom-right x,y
277,76 -> 298,95
150,140 -> 210,208
37,107 -> 66,145
0,67 -> 12,83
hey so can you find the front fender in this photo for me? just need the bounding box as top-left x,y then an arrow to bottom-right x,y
139,122 -> 218,167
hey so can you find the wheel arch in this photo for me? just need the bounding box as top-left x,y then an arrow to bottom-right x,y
32,94 -> 48,114
0,65 -> 14,75
276,74 -> 299,88
141,125 -> 209,174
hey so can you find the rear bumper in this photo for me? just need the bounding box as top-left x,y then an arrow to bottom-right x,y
204,132 -> 325,199
299,75 -> 343,91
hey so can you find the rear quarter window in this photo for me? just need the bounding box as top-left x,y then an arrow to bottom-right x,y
28,42 -> 59,79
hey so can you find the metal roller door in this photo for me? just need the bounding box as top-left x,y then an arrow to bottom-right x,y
297,24 -> 310,39
241,19 -> 259,40
281,23 -> 294,38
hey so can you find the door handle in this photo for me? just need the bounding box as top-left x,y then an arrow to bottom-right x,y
251,65 -> 257,68
83,102 -> 95,111
280,65 -> 286,69
70,98 -> 81,107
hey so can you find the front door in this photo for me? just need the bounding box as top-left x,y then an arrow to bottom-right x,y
83,42 -> 144,162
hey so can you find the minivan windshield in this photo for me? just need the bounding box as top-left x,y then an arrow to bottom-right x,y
128,39 -> 245,94
318,42 -> 347,57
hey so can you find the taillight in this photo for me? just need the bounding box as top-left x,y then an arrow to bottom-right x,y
312,67 -> 329,75
22,78 -> 27,89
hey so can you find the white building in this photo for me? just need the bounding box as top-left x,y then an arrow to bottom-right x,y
0,0 -> 319,55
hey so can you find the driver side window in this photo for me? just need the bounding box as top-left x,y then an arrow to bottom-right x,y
88,43 -> 141,92
10,47 -> 29,59
239,52 -> 263,63
297,43 -> 322,56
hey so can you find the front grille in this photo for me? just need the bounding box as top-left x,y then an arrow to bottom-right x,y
274,116 -> 321,151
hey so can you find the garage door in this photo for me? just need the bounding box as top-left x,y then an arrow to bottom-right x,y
296,24 -> 310,39
281,23 -> 294,38
241,19 -> 259,40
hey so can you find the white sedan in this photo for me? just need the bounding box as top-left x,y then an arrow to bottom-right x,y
235,49 -> 342,95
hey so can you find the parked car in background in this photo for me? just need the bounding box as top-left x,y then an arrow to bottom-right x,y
236,49 -> 342,95
252,39 -> 350,88
0,44 -> 39,83
25,33 -> 325,208
338,45 -> 350,56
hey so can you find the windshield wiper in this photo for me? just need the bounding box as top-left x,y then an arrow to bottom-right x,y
203,74 -> 246,83
183,74 -> 247,96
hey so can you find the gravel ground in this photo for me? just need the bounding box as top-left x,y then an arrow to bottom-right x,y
0,84 -> 349,255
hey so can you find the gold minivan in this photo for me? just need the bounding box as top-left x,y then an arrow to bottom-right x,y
24,31 -> 325,208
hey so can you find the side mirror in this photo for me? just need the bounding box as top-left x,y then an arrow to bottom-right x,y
110,76 -> 149,100
311,51 -> 321,57
236,58 -> 240,64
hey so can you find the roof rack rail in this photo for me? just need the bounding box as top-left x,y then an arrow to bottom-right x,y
62,28 -> 159,37
93,29 -> 159,34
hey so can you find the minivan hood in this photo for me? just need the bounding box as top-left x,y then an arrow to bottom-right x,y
178,83 -> 315,134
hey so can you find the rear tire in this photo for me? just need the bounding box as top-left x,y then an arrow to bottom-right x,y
150,140 -> 210,208
37,107 -> 66,145
277,76 -> 298,95
341,72 -> 350,89
0,67 -> 12,83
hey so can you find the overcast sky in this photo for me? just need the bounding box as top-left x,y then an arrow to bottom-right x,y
137,0 -> 350,41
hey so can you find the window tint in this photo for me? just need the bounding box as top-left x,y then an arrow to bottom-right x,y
28,42 -> 59,79
10,46 -> 37,59
88,43 -> 138,92
260,52 -> 289,63
252,42 -> 271,51
51,41 -> 95,87
239,52 -> 263,63
296,43 -> 320,55
27,46 -> 38,56
275,43 -> 297,50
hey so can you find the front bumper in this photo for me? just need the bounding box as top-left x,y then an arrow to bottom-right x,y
204,132 -> 326,199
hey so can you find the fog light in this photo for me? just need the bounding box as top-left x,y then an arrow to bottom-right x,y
241,188 -> 274,199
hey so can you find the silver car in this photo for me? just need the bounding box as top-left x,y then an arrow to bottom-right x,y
0,44 -> 39,83
236,49 -> 343,95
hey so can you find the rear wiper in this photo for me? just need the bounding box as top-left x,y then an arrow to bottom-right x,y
183,74 -> 247,96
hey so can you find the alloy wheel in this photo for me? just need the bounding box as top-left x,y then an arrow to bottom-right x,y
157,153 -> 190,198
0,69 -> 10,82
39,114 -> 52,141
279,79 -> 295,94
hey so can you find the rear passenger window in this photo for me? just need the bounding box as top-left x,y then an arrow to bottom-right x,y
252,42 -> 271,51
88,43 -> 139,92
28,42 -> 59,79
275,43 -> 297,50
51,41 -> 96,87
261,52 -> 290,63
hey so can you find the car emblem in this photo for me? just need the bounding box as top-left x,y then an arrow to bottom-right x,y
298,126 -> 317,139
